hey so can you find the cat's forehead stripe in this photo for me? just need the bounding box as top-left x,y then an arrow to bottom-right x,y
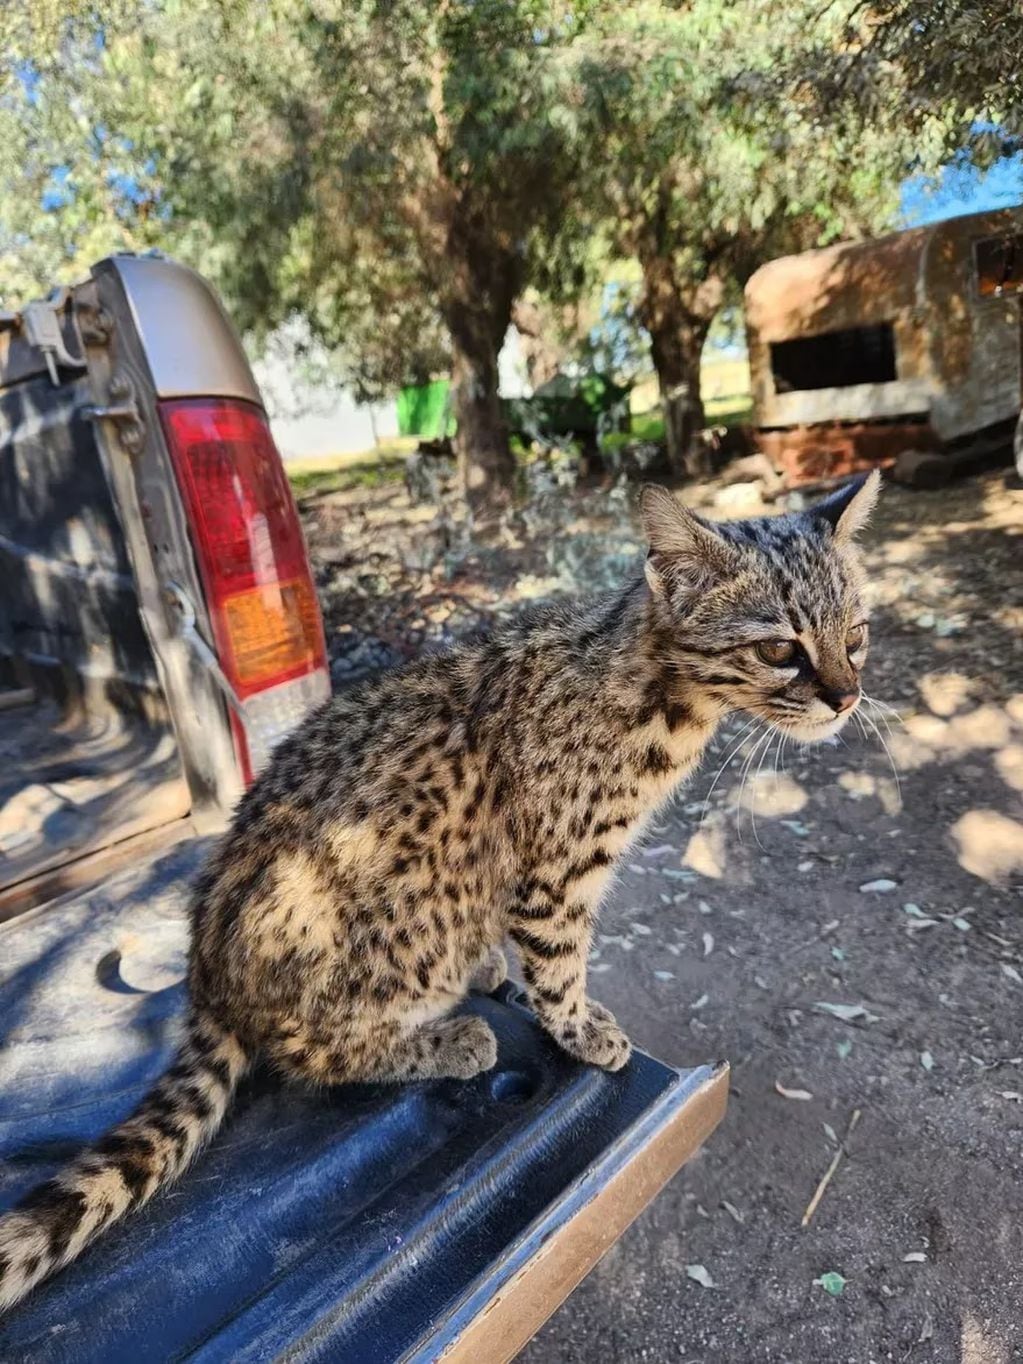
716,512 -> 860,641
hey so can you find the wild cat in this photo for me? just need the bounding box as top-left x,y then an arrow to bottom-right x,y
0,472 -> 879,1311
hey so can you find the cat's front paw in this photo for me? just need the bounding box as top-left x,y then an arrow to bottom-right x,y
556,1000 -> 632,1072
433,1016 -> 498,1078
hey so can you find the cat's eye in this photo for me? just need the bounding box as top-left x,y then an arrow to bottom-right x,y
756,639 -> 797,667
846,623 -> 868,654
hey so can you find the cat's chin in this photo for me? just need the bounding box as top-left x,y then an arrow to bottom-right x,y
775,713 -> 852,744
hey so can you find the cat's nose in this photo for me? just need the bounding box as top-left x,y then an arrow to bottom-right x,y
822,688 -> 859,714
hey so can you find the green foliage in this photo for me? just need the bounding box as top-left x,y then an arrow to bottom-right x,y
542,0 -> 920,469
571,0 -> 910,297
704,394 -> 753,427
505,370 -> 629,440
819,1 -> 1023,151
0,3 -> 586,369
287,455 -> 406,500
0,0 -> 614,501
599,392 -> 750,457
578,271 -> 650,386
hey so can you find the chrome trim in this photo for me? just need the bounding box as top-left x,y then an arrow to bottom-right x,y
100,254 -> 262,405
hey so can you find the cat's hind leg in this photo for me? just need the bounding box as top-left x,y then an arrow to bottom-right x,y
469,944 -> 508,994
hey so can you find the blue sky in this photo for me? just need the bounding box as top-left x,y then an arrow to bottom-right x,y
901,149 -> 1023,226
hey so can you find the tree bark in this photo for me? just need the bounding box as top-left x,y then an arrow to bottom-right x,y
395,110 -> 519,514
511,296 -> 566,390
446,312 -> 516,512
444,293 -> 515,512
440,227 -> 522,517
647,310 -> 710,480
637,242 -> 724,479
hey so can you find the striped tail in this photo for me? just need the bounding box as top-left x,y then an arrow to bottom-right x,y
0,1013 -> 250,1313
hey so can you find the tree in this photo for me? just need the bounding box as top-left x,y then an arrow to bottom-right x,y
829,1 -> 1023,146
573,2 -> 911,476
296,2 -> 602,509
0,1 -> 594,513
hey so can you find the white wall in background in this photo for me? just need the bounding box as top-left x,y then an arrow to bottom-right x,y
249,321 -> 528,461
265,385 -> 399,461
499,326 -> 530,398
249,322 -> 398,461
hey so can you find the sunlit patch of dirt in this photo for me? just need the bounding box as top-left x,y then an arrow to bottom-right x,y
951,809 -> 1023,884
838,770 -> 902,814
732,771 -> 807,818
682,818 -> 727,879
918,670 -> 977,717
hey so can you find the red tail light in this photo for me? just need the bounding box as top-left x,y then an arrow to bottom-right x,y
160,398 -> 330,781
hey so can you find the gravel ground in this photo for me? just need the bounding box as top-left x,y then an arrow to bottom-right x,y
303,465 -> 1023,1363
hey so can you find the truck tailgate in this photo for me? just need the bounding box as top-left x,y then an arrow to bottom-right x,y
0,840 -> 727,1363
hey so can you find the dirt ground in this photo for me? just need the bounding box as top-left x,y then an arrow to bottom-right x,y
302,464 -> 1023,1364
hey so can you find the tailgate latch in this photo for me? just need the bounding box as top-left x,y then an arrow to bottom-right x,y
21,291 -> 87,386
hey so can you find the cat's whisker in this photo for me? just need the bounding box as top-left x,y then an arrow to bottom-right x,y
860,694 -> 901,739
857,707 -> 891,744
734,725 -> 773,845
773,728 -> 788,786
861,692 -> 902,720
730,731 -> 762,840
709,716 -> 760,760
703,720 -> 769,823
749,725 -> 780,851
857,706 -> 903,806
771,730 -> 791,835
861,692 -> 899,722
697,716 -> 762,826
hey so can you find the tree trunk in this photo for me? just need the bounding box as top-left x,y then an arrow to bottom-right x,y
439,232 -> 521,518
511,296 -> 564,389
448,327 -> 516,513
637,243 -> 724,480
647,312 -> 709,480
399,142 -> 521,514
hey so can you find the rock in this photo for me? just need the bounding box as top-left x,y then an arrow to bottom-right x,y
717,452 -> 779,487
713,480 -> 763,511
859,878 -> 898,893
892,448 -> 952,488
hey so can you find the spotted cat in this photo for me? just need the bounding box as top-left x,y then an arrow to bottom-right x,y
0,471 -> 880,1310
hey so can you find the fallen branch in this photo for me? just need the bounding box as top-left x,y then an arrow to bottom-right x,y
802,1107 -> 861,1228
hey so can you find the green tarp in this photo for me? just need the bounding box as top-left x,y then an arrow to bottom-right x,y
397,380 -> 454,439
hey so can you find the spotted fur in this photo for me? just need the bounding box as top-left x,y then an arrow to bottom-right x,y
0,471 -> 879,1312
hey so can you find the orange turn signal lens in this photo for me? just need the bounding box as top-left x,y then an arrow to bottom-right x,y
221,576 -> 322,688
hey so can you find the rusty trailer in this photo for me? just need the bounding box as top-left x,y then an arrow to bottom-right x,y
745,206 -> 1023,485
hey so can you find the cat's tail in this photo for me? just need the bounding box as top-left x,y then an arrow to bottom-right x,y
0,1012 -> 250,1314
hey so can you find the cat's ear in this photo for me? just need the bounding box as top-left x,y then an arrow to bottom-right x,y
639,485 -> 738,595
814,469 -> 881,547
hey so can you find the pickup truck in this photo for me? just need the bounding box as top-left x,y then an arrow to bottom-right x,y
0,254 -> 728,1362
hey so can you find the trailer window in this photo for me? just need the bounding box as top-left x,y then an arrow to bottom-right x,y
769,323 -> 896,392
975,234 -> 1023,297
